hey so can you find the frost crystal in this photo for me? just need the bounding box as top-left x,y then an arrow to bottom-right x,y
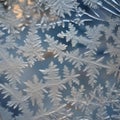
0,0 -> 120,120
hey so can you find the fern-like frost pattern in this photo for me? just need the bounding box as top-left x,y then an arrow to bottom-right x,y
0,0 -> 120,120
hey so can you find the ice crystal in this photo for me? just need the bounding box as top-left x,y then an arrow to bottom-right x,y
0,0 -> 120,120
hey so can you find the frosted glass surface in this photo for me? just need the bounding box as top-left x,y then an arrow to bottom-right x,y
0,0 -> 120,120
